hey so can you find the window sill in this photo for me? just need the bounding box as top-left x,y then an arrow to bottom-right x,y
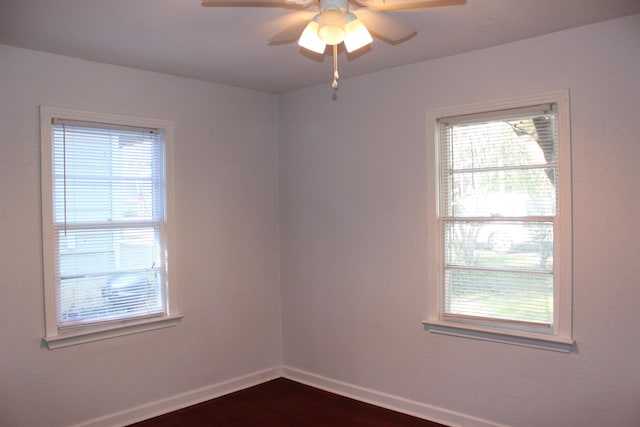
422,320 -> 576,353
43,314 -> 183,350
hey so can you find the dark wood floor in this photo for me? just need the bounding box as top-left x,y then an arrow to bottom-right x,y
128,378 -> 448,427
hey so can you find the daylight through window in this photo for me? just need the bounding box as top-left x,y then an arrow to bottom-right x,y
50,120 -> 166,327
426,92 -> 573,348
41,107 -> 179,347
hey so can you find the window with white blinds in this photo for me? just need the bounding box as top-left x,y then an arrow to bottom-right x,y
41,107 -> 179,347
425,92 -> 573,349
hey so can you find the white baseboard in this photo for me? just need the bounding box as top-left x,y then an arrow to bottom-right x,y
78,365 -> 505,427
78,366 -> 282,427
281,365 -> 507,427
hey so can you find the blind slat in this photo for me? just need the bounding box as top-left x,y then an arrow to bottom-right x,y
439,106 -> 558,329
51,121 -> 166,328
438,103 -> 554,125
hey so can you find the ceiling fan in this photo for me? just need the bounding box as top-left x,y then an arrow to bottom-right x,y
201,0 -> 466,88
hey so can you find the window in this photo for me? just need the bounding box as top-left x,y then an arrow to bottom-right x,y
424,92 -> 574,351
41,107 -> 181,349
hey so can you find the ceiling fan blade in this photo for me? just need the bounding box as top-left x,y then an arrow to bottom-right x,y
201,0 -> 288,7
354,9 -> 416,43
202,0 -> 317,8
354,0 -> 466,11
268,11 -> 316,44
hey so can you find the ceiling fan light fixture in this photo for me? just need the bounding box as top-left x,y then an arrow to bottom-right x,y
298,17 -> 326,54
343,13 -> 373,53
318,9 -> 346,45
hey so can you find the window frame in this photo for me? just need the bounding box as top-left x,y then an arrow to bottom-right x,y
40,106 -> 181,349
423,91 -> 575,352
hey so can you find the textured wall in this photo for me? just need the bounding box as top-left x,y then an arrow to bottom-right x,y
0,45 -> 282,427
1,13 -> 639,427
279,14 -> 640,427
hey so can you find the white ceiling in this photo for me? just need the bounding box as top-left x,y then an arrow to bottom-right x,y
1,0 -> 639,93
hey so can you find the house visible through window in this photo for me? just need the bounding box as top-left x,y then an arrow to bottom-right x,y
425,92 -> 574,350
41,107 -> 180,348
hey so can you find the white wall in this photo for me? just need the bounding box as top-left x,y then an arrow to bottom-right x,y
2,14 -> 639,427
279,14 -> 640,427
0,45 -> 282,426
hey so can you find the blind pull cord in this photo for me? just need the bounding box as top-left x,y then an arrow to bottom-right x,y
62,124 -> 68,236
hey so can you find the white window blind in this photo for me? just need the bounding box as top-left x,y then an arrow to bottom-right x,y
49,118 -> 168,328
438,104 -> 558,332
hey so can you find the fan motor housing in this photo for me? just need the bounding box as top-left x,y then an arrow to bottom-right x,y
320,0 -> 349,13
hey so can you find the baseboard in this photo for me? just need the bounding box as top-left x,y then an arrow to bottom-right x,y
78,365 -> 504,427
281,365 -> 507,427
78,366 -> 282,427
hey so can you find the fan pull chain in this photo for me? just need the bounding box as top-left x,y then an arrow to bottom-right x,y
332,44 -> 339,89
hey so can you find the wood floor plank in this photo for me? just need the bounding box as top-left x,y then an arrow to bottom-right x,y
127,378 -> 448,426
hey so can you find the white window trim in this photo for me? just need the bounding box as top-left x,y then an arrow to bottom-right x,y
423,90 -> 575,352
40,106 -> 181,349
